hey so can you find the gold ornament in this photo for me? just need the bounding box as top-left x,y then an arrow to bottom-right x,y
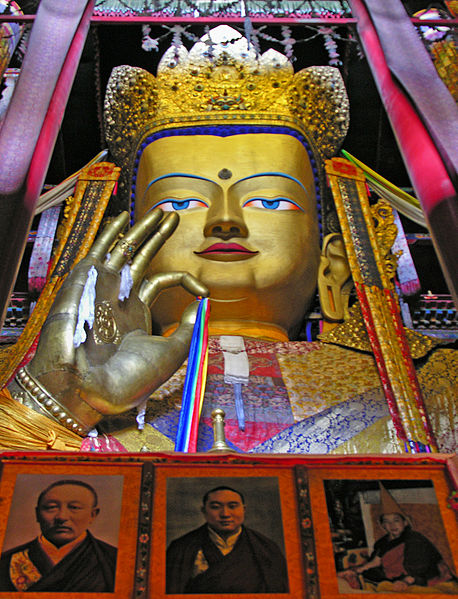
371,200 -> 400,287
14,367 -> 88,436
118,237 -> 138,261
319,302 -> 441,359
93,301 -> 122,345
104,25 -> 349,205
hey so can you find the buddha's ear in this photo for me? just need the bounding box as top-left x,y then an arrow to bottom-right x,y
318,233 -> 352,322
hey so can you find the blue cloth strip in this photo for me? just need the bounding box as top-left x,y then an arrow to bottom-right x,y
183,299 -> 207,450
175,299 -> 205,451
233,382 -> 245,431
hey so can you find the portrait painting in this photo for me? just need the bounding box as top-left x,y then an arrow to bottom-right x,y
150,464 -> 306,598
166,476 -> 288,594
324,479 -> 458,595
0,473 -> 124,593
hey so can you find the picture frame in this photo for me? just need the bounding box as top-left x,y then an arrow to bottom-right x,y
150,462 -> 306,598
0,454 -> 144,598
0,452 -> 455,599
306,457 -> 458,599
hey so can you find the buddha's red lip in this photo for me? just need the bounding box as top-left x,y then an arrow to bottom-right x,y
195,243 -> 258,254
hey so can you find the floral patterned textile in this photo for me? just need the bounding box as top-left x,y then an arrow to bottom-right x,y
124,339 -> 457,454
9,550 -> 42,591
252,390 -> 389,453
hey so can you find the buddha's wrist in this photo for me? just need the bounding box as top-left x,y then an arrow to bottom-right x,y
11,366 -> 102,436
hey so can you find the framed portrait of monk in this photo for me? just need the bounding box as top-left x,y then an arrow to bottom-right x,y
0,456 -> 144,598
307,460 -> 458,599
325,479 -> 458,595
150,464 -> 307,598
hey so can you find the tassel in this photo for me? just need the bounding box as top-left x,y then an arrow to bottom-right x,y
0,390 -> 82,451
118,263 -> 133,301
136,400 -> 147,431
73,266 -> 97,347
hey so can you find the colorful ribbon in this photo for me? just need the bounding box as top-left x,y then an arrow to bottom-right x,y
175,297 -> 210,452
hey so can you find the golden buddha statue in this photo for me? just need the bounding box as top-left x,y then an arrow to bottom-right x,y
3,26 -> 456,454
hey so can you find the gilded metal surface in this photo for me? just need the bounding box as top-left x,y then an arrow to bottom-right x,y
0,163 -> 120,388
319,302 -> 441,358
93,301 -> 122,345
371,200 -> 399,283
337,178 -> 383,288
7,23 -> 346,429
15,367 -> 88,435
365,284 -> 428,444
104,26 -> 349,206
15,211 -> 205,431
52,164 -> 120,276
208,408 -> 235,453
356,179 -> 393,291
326,158 -> 435,447
53,182 -> 103,276
1,29 -> 452,454
9,388 -> 28,406
135,134 -> 321,337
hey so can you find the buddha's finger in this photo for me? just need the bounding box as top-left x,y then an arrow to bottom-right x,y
130,212 -> 179,287
138,271 -> 209,306
35,261 -> 97,366
106,208 -> 165,272
167,300 -> 201,343
87,211 -> 129,262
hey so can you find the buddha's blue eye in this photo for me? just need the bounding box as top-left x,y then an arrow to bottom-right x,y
261,199 -> 280,209
242,197 -> 302,211
151,198 -> 208,211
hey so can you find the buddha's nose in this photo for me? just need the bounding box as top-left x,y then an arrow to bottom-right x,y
205,220 -> 248,240
204,199 -> 248,240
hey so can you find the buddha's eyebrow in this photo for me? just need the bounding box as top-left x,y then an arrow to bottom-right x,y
142,173 -> 215,201
234,172 -> 308,195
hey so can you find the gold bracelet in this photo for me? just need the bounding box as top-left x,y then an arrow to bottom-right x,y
14,367 -> 88,436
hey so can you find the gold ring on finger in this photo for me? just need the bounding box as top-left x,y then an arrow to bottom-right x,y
118,238 -> 138,261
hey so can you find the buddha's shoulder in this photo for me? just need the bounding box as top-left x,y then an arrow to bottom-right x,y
416,346 -> 458,384
273,339 -> 457,382
313,340 -> 457,367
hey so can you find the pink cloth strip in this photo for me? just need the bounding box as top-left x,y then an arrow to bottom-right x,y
28,206 -> 61,294
0,0 -> 94,330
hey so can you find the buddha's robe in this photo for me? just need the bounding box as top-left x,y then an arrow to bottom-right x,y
0,333 -> 455,454
113,339 -> 456,454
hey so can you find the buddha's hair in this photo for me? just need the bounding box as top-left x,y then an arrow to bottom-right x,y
36,479 -> 98,508
124,123 -> 339,241
202,486 -> 245,506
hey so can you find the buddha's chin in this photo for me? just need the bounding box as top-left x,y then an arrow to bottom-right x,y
150,284 -> 314,339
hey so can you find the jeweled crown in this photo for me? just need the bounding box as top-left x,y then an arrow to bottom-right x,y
104,25 -> 349,206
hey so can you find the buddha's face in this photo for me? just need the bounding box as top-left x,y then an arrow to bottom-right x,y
135,133 -> 320,338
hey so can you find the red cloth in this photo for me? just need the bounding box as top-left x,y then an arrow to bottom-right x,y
381,542 -> 407,579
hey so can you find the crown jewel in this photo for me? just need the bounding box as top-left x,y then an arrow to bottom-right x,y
104,25 -> 349,205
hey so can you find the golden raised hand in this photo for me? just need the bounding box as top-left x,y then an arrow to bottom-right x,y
14,209 -> 208,435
